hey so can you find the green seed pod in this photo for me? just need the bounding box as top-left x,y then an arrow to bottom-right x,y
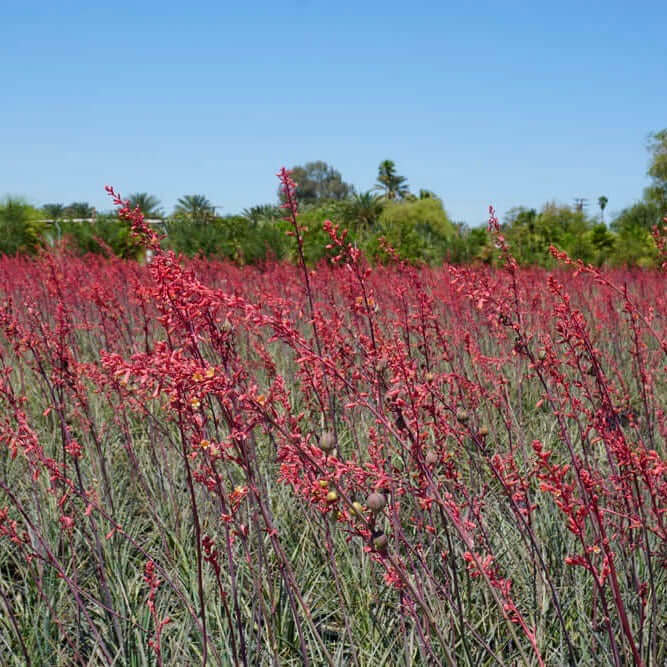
537,349 -> 547,361
351,501 -> 364,516
221,317 -> 233,333
373,532 -> 388,552
366,492 -> 386,513
326,490 -> 339,504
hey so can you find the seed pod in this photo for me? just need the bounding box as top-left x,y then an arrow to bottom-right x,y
221,317 -> 233,333
318,479 -> 328,488
351,501 -> 364,516
456,408 -> 469,423
425,450 -> 439,466
326,490 -> 339,504
478,425 -> 489,437
320,431 -> 335,452
425,371 -> 435,383
366,492 -> 386,513
537,349 -> 547,361
372,531 -> 388,552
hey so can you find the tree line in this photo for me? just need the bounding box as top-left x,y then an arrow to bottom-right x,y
1,131 -> 665,267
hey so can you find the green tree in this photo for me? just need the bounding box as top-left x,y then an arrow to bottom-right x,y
276,200 -> 350,264
127,193 -> 164,218
371,197 -> 455,263
42,203 -> 65,221
589,223 -> 615,265
611,200 -> 661,233
282,161 -> 353,204
173,195 -> 214,223
343,190 -> 384,232
446,223 -> 489,264
0,197 -> 46,255
645,129 -> 667,214
60,214 -> 143,259
221,215 -> 287,264
241,204 -> 281,224
538,202 -> 595,263
375,160 -> 409,200
502,207 -> 540,264
165,219 -> 218,256
503,203 -> 596,265
598,196 -> 608,223
609,201 -> 660,266
65,202 -> 95,218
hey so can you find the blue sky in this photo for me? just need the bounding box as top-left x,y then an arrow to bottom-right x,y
1,1 -> 665,224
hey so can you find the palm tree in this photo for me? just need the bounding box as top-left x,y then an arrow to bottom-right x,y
128,193 -> 164,218
241,204 -> 281,224
173,195 -> 214,223
375,160 -> 409,200
344,191 -> 384,231
598,196 -> 608,223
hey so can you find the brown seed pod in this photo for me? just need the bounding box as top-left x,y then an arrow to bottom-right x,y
456,408 -> 469,423
478,425 -> 489,437
320,431 -> 336,452
425,371 -> 435,383
366,492 -> 386,513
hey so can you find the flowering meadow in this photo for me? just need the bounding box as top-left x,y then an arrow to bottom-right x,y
0,172 -> 665,666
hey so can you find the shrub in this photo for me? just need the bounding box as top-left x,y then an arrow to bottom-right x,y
59,214 -> 143,259
0,197 -> 45,255
372,197 -> 456,263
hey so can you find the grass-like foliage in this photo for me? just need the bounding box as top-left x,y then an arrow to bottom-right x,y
0,172 -> 665,666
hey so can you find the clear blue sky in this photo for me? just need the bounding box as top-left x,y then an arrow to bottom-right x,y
1,1 -> 665,224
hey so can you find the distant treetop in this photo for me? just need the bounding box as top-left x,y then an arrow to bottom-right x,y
280,161 -> 353,204
375,160 -> 410,200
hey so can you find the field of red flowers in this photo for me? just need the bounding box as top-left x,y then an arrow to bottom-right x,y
0,174 -> 665,666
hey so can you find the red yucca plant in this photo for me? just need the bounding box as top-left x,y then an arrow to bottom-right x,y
0,175 -> 663,666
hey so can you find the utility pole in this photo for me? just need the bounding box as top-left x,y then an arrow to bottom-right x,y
573,198 -> 588,213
